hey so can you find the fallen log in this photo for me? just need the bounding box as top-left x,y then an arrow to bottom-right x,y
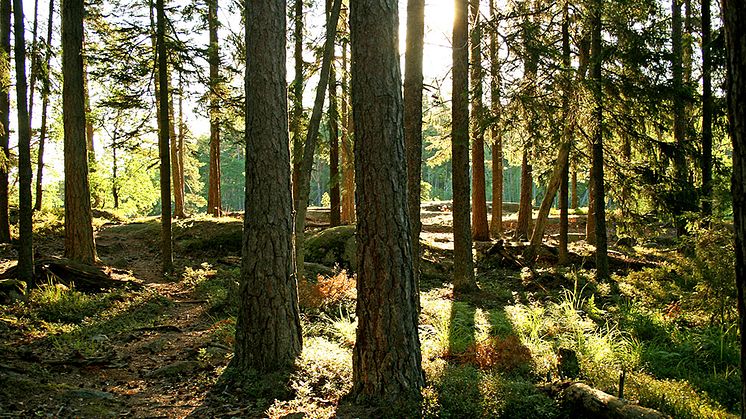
0,257 -> 140,292
545,381 -> 670,419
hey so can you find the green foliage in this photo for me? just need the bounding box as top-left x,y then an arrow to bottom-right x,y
30,284 -> 116,324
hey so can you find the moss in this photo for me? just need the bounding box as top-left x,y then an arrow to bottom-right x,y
305,226 -> 356,271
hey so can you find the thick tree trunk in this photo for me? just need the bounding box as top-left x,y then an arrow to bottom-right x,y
0,0 -> 10,243
34,0 -> 54,212
290,0 -> 303,203
489,0 -> 502,238
234,0 -> 301,373
591,0 -> 608,279
294,0 -> 342,279
349,0 -> 424,406
62,0 -> 97,265
721,0 -> 746,414
156,0 -> 172,274
701,0 -> 712,216
470,0 -> 489,242
452,0 -> 476,293
515,150 -> 533,240
328,0 -> 341,227
14,0 -> 34,279
404,0 -> 424,288
207,0 -> 221,216
340,38 -> 356,225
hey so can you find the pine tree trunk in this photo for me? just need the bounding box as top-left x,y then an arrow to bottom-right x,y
591,0 -> 608,279
470,0 -> 489,242
586,167 -> 596,244
489,0 -> 502,238
234,0 -> 301,372
294,0 -> 342,279
168,69 -> 185,218
558,0 -> 571,265
328,0 -> 341,227
14,0 -> 34,279
207,0 -> 221,216
0,0 -> 10,243
452,0 -> 476,293
721,0 -> 746,414
290,0 -> 303,203
156,0 -> 172,274
571,170 -> 578,209
178,73 -> 185,204
340,38 -> 356,224
515,150 -> 533,240
350,0 -> 424,406
34,0 -> 54,212
672,0 -> 687,236
27,0 -> 40,125
62,0 -> 96,265
404,0 -> 424,288
701,0 -> 712,217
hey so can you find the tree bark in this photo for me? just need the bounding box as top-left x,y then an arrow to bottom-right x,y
207,0 -> 221,216
34,0 -> 54,212
14,0 -> 34,279
452,0 -> 476,293
489,0 -> 502,238
571,170 -> 578,209
27,0 -> 39,125
591,0 -> 608,279
586,167 -> 596,244
234,0 -> 301,373
168,69 -> 185,218
558,0 -> 571,265
721,0 -> 746,414
515,150 -> 533,240
701,0 -> 713,217
470,0 -> 489,242
0,0 -> 10,243
328,0 -> 341,227
672,0 -> 688,236
404,0 -> 424,289
349,0 -> 424,406
294,0 -> 342,279
62,0 -> 97,265
156,0 -> 172,274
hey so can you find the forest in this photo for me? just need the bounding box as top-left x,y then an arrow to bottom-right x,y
1,0 -> 746,416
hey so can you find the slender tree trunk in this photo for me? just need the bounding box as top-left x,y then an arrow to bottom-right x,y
156,0 -> 172,274
558,0 -> 571,264
349,0 -> 424,407
721,0 -> 746,414
452,0 -> 476,293
178,72 -> 185,203
586,168 -> 596,244
340,37 -> 356,224
34,0 -> 53,212
515,150 -> 533,240
404,0 -> 424,287
27,0 -> 39,125
672,0 -> 687,235
294,0 -> 342,279
112,137 -> 118,209
591,0 -> 608,279
571,170 -> 578,209
489,0 -> 502,238
168,69 -> 185,218
291,0 -> 303,202
14,0 -> 34,279
0,0 -> 11,243
470,0 -> 489,241
207,0 -> 221,216
701,0 -> 712,216
234,0 -> 301,373
328,0 -> 341,227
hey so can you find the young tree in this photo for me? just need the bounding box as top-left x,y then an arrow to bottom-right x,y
13,0 -> 34,279
168,69 -> 185,218
340,34 -> 355,224
0,0 -> 10,243
721,0 -> 746,412
701,0 -> 712,216
470,0 -> 489,242
349,0 -> 424,406
590,0 -> 608,279
489,0 -> 502,238
671,0 -> 687,236
207,0 -> 221,216
404,0 -> 424,283
233,0 -> 301,372
156,0 -> 172,274
62,0 -> 97,264
34,0 -> 54,212
452,0 -> 476,293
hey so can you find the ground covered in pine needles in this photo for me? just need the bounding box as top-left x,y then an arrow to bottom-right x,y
0,208 -> 740,418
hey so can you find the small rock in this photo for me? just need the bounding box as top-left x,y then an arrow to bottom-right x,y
146,360 -> 200,378
65,389 -> 116,400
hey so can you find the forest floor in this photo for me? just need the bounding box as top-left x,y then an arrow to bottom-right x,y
0,206 -> 740,418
